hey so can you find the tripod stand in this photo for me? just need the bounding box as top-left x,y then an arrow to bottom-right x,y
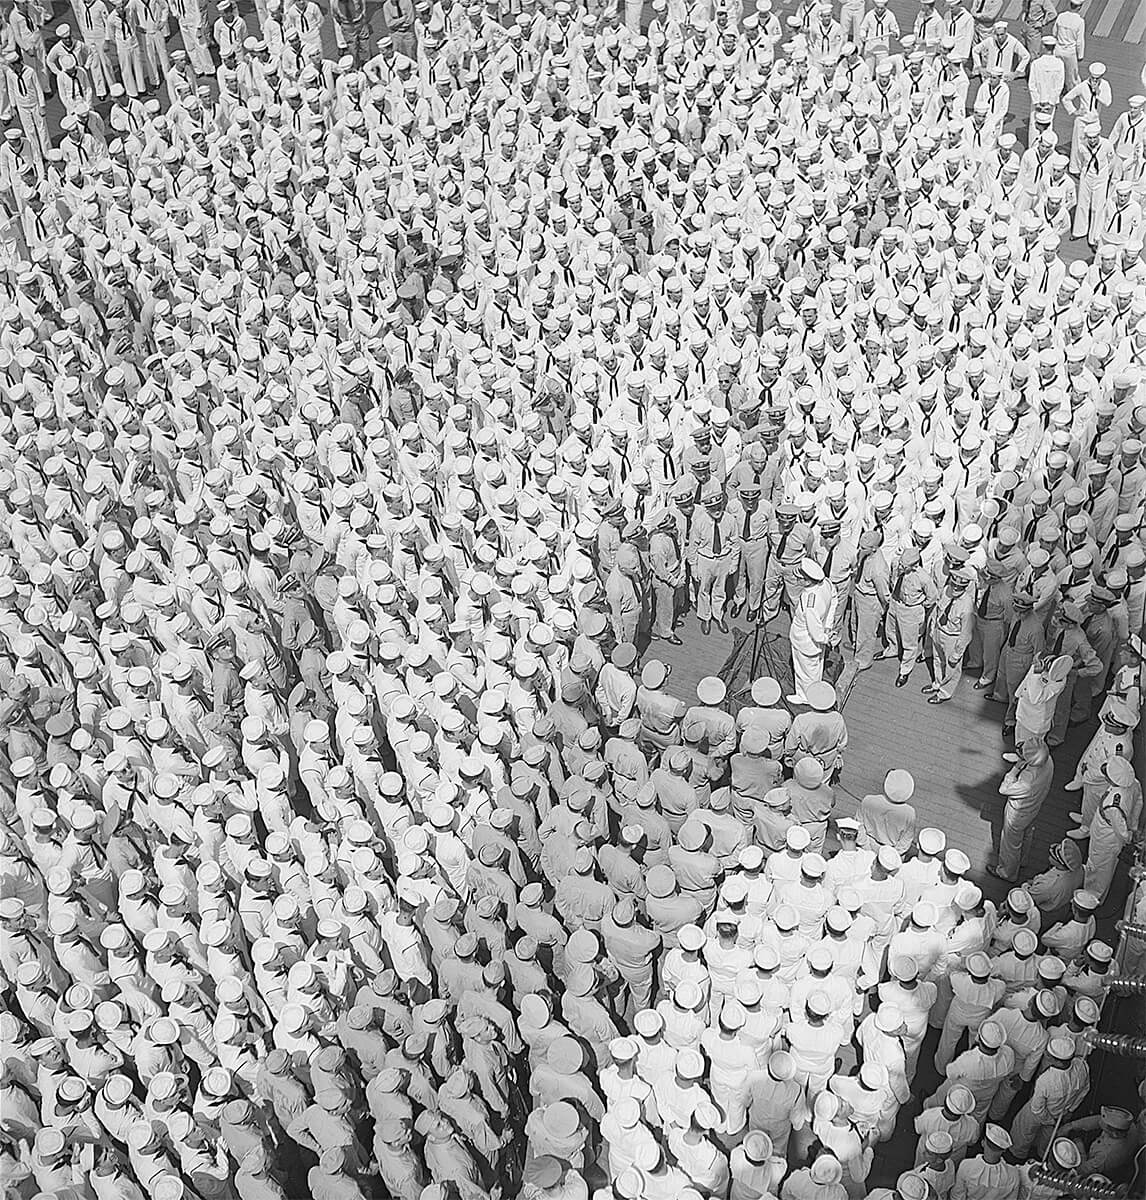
717,609 -> 858,717
717,613 -> 797,717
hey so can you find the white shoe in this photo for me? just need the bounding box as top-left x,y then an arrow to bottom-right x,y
1001,753 -> 1019,763
1064,781 -> 1082,792
785,695 -> 805,705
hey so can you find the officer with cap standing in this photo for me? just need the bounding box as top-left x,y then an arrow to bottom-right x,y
606,550 -> 644,648
887,546 -> 939,688
731,485 -> 771,622
689,487 -> 739,635
647,511 -> 686,646
787,559 -> 837,705
651,752 -> 701,838
990,740 -> 1055,882
685,677 -> 738,765
736,677 -> 790,757
783,683 -> 847,779
635,661 -> 686,754
850,529 -> 892,673
1081,780 -> 1138,902
780,758 -> 831,854
1045,603 -> 1104,746
925,568 -> 976,703
857,769 -> 917,853
761,503 -> 816,628
601,899 -> 661,1017
993,590 -> 1046,735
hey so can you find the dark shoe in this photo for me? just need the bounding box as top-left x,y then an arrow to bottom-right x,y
921,684 -> 936,694
1002,725 -> 1015,737
986,864 -> 1016,882
927,695 -> 948,705
746,608 -> 759,622
894,674 -> 909,688
974,679 -> 993,690
665,634 -> 682,645
701,619 -> 711,635
716,619 -> 729,634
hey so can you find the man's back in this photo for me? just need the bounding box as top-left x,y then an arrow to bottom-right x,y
858,792 -> 917,851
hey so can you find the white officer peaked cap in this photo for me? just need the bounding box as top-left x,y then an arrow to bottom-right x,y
278,1004 -> 308,1033
542,1100 -> 581,1138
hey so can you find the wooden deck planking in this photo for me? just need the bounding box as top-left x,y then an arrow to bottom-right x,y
648,607 -> 1093,905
